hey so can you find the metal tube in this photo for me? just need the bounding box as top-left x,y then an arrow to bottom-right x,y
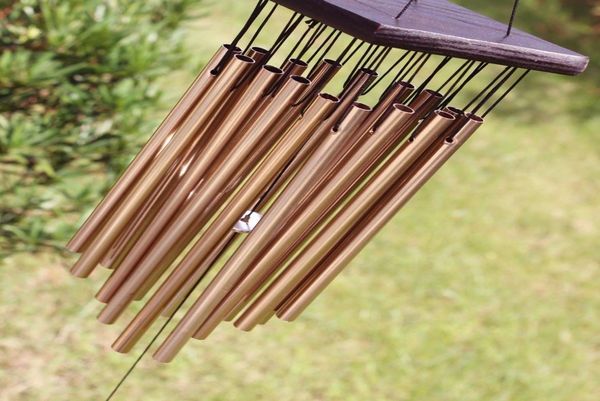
235,110 -> 457,330
69,53 -> 254,278
186,102 -> 416,341
95,64 -> 282,303
97,74 -> 310,324
66,44 -> 240,253
277,114 -> 484,321
111,94 -> 338,353
151,102 -> 371,361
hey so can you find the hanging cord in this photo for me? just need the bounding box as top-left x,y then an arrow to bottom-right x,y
506,0 -> 521,36
263,12 -> 304,65
367,47 -> 392,71
306,29 -> 341,65
471,67 -> 518,114
342,43 -> 375,88
103,232 -> 238,401
396,52 -> 427,82
290,22 -> 328,67
440,61 -> 488,109
463,65 -> 512,111
483,69 -> 530,117
279,19 -> 319,68
242,2 -> 278,53
212,0 -> 269,75
362,50 -> 412,95
406,53 -> 431,83
436,59 -> 471,93
396,0 -> 417,18
406,56 -> 452,103
338,39 -> 365,65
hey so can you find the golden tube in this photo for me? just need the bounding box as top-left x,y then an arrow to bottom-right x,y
152,102 -> 371,361
277,114 -> 484,321
69,53 -> 254,278
187,103 -> 416,340
282,58 -> 309,77
95,65 -> 282,303
66,44 -> 240,253
111,93 -> 338,353
235,110 -> 457,330
188,102 -> 414,339
187,102 -> 373,338
408,89 -> 444,120
97,74 -> 310,324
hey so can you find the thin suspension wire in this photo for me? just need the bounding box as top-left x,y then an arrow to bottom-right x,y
362,50 -> 412,95
436,59 -> 471,92
406,56 -> 452,103
398,52 -> 426,82
483,69 -> 530,117
440,60 -> 475,98
296,23 -> 328,62
343,43 -> 375,87
441,61 -> 487,108
506,0 -> 521,36
472,67 -> 517,114
242,2 -> 278,53
280,19 -> 318,68
339,39 -> 365,65
463,65 -> 512,110
212,0 -> 269,74
396,0 -> 417,18
391,51 -> 417,83
407,53 -> 431,83
306,28 -> 340,65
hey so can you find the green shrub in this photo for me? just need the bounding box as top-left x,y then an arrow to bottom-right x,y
0,0 -> 197,256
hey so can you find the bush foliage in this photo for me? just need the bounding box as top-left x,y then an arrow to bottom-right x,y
0,0 -> 196,256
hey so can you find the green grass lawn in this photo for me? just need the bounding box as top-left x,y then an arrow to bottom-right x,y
1,1 -> 599,400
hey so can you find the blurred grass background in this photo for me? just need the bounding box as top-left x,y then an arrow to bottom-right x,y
1,0 -> 599,400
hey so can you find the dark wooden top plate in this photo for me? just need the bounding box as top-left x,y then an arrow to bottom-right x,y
273,0 -> 589,75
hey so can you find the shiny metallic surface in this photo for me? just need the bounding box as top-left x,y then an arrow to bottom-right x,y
187,103 -> 417,341
277,114 -> 484,321
111,94 -> 337,352
235,110 -> 456,330
97,74 -> 310,325
95,64 -> 282,304
66,44 -> 240,254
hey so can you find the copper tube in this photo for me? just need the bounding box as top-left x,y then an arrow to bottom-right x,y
97,74 -> 310,324
235,110 -> 457,330
152,102 -> 370,361
187,103 -> 415,339
192,103 -> 421,338
246,46 -> 270,64
95,65 -> 282,303
408,89 -> 444,121
66,44 -> 240,253
282,58 -> 309,77
278,114 -> 484,321
111,93 -> 337,353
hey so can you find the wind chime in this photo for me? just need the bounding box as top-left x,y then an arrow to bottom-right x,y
65,0 -> 588,366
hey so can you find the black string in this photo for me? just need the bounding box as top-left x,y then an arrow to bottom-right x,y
306,29 -> 340,65
242,2 -> 278,53
472,67 -> 517,114
396,0 -> 417,18
506,0 -> 520,36
212,0 -> 269,75
436,59 -> 471,93
362,50 -> 411,95
440,61 -> 487,108
483,69 -> 530,117
264,12 -> 303,65
343,43 -> 375,87
339,39 -> 365,65
407,53 -> 431,83
406,56 -> 452,103
280,19 -> 318,68
397,52 -> 426,82
295,23 -> 328,62
463,66 -> 512,111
